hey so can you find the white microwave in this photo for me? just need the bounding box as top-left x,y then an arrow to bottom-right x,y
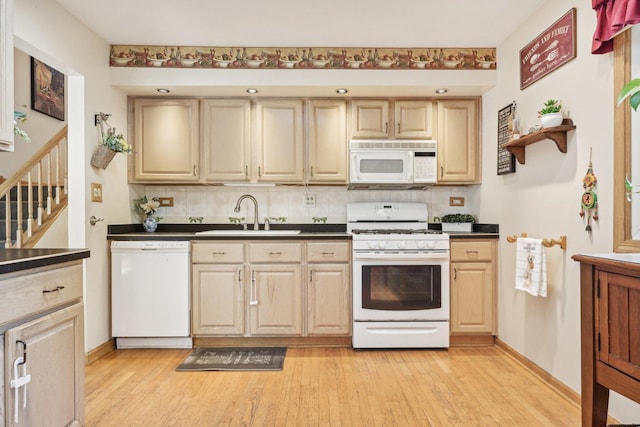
349,140 -> 437,189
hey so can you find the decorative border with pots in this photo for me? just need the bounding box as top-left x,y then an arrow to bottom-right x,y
110,45 -> 497,70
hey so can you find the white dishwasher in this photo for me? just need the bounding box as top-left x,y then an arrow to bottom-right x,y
111,240 -> 192,349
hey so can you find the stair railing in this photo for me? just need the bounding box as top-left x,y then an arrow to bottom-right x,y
0,125 -> 68,248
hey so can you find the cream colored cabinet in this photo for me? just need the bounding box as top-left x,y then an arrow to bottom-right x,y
306,241 -> 351,335
254,99 -> 304,183
350,99 -> 434,139
307,100 -> 348,183
131,98 -> 200,182
450,239 -> 496,338
436,99 -> 480,184
201,99 -> 252,182
248,242 -> 303,335
192,243 -> 245,335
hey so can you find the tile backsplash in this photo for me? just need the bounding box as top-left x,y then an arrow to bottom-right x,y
140,185 -> 472,224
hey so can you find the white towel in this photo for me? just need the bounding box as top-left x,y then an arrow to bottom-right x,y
515,237 -> 547,297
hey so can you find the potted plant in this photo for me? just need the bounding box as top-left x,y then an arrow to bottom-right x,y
134,195 -> 161,232
90,128 -> 132,169
617,78 -> 640,110
440,213 -> 476,232
538,99 -> 563,128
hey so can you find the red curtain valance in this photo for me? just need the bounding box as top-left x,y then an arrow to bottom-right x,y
592,0 -> 640,54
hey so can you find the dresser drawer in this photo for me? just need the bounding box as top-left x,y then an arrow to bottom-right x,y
0,262 -> 83,326
249,242 -> 302,263
306,241 -> 351,263
192,242 -> 244,263
450,240 -> 494,262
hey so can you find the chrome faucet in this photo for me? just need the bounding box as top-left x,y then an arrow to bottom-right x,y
234,194 -> 259,230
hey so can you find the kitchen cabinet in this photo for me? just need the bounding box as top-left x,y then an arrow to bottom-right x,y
254,99 -> 304,183
1,260 -> 85,426
201,99 -> 252,182
191,242 -> 245,335
437,99 -> 480,184
131,98 -> 200,182
306,241 -> 351,335
450,239 -> 496,344
0,0 -> 14,151
573,254 -> 640,426
350,99 -> 434,139
307,100 -> 348,183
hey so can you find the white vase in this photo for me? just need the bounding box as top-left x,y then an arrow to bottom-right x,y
143,216 -> 158,232
540,113 -> 563,128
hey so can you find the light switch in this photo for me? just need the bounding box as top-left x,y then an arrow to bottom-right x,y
159,197 -> 174,207
449,197 -> 464,207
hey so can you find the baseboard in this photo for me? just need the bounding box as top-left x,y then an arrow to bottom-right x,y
193,336 -> 352,348
85,338 -> 116,365
450,334 -> 495,346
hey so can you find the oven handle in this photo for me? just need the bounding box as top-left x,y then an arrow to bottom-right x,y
353,251 -> 449,261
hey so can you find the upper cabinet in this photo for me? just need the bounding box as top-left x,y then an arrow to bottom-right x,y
307,100 -> 348,184
350,99 -> 434,139
0,0 -> 14,152
131,98 -> 200,182
437,99 -> 480,184
254,99 -> 304,183
201,98 -> 252,182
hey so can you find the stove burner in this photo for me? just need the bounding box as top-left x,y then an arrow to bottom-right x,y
351,229 -> 442,235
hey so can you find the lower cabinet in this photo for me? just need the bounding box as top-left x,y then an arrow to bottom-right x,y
191,240 -> 351,338
450,239 -> 497,342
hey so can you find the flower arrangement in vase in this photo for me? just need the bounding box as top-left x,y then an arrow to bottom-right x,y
537,99 -> 563,128
135,195 -> 161,232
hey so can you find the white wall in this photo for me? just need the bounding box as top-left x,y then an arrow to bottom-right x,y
14,0 -> 130,352
475,0 -> 640,421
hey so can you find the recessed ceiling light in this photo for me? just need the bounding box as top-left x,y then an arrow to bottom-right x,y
435,88 -> 448,94
336,88 -> 349,94
156,88 -> 170,94
246,88 -> 259,94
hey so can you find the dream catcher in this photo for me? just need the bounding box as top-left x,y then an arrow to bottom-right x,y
580,149 -> 598,233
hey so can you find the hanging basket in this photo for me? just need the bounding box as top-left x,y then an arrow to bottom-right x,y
90,145 -> 117,169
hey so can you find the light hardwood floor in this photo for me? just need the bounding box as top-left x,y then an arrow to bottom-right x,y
85,346 -> 581,426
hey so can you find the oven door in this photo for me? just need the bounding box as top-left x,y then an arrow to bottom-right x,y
353,251 -> 449,321
350,150 -> 413,184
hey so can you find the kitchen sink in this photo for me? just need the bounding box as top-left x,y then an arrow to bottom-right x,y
195,229 -> 301,236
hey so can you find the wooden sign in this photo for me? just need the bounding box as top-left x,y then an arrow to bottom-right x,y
520,8 -> 576,90
497,103 -> 517,175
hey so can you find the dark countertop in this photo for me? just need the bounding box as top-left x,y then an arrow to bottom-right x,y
0,248 -> 91,275
108,223 -> 499,241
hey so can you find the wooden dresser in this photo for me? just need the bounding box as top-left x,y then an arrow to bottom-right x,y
573,253 -> 640,426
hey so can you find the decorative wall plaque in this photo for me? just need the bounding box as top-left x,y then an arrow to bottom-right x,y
497,103 -> 517,175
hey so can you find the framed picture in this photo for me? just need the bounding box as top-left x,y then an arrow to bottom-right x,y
520,8 -> 577,90
497,103 -> 517,175
30,57 -> 65,121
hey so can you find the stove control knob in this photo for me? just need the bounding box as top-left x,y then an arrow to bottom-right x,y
397,241 -> 406,249
368,241 -> 378,249
427,241 -> 436,249
378,241 -> 387,249
417,241 -> 427,249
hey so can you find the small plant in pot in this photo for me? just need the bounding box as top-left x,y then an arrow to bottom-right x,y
440,213 -> 476,232
538,99 -> 563,128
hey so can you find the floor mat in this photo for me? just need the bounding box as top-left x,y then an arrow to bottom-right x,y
176,347 -> 286,371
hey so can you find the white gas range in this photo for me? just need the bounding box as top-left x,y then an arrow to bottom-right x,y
347,202 -> 450,349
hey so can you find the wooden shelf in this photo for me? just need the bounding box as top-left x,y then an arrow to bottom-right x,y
504,119 -> 575,164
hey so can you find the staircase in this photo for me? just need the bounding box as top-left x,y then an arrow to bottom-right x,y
0,126 -> 68,248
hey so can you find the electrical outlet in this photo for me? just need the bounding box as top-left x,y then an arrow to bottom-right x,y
159,197 -> 174,207
449,197 -> 465,207
304,194 -> 316,208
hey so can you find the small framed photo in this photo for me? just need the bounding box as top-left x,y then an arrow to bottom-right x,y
31,57 -> 65,121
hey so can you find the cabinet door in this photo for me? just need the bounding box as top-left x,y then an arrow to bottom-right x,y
132,98 -> 200,181
201,99 -> 251,182
350,100 -> 390,138
254,99 -> 304,182
249,264 -> 302,335
597,271 -> 640,378
192,264 -> 244,335
437,99 -> 479,184
307,100 -> 348,183
394,100 -> 434,139
307,264 -> 350,335
5,303 -> 84,427
0,0 -> 14,151
450,261 -> 494,334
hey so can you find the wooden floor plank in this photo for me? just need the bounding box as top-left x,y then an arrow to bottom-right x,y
85,346 -> 581,426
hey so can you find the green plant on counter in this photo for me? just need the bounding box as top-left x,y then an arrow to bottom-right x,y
312,217 -> 327,224
228,217 -> 245,225
441,214 -> 476,223
188,217 -> 204,224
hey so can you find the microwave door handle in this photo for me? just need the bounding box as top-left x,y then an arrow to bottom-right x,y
408,152 -> 415,181
352,153 -> 361,180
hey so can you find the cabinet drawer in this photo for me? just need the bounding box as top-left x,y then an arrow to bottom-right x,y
192,243 -> 244,263
450,240 -> 494,262
0,262 -> 83,326
249,242 -> 302,263
306,241 -> 350,263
